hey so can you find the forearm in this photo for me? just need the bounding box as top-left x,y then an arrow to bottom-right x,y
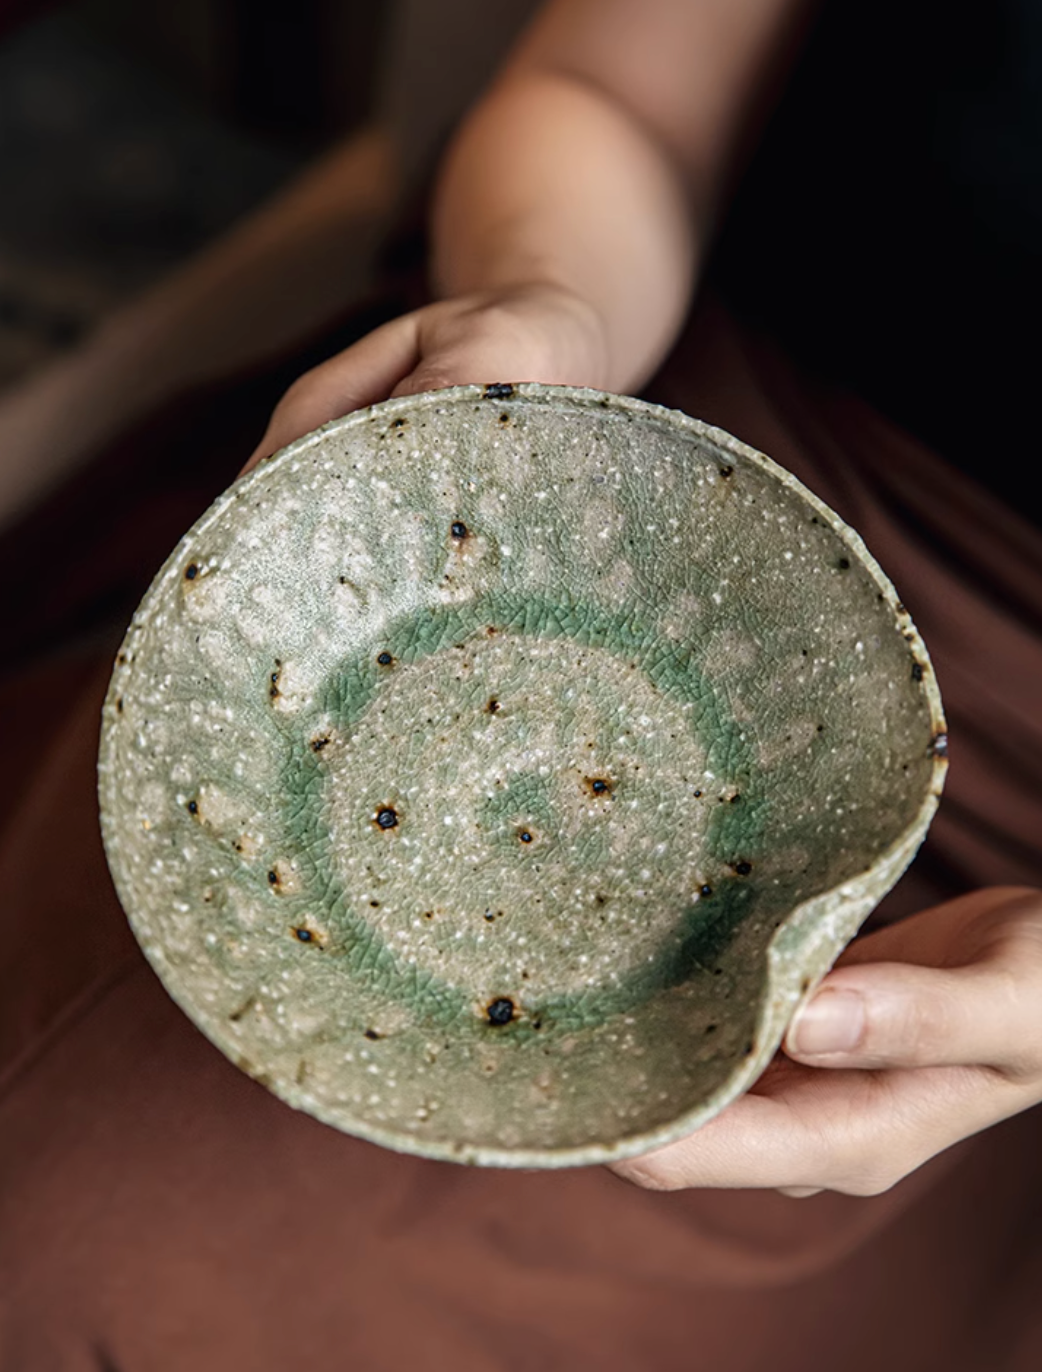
430,0 -> 811,392
431,70 -> 697,393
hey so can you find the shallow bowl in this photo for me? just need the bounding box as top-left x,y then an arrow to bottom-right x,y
99,384 -> 946,1167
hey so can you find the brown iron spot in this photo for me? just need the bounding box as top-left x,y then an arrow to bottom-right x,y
115,696 -> 123,713
310,735 -> 330,753
836,557 -> 851,571
483,382 -> 514,400
184,563 -> 199,581
498,412 -> 511,424
718,465 -> 734,479
911,661 -> 924,682
374,806 -> 399,830
376,651 -> 394,667
186,799 -> 199,816
700,884 -> 713,898
929,732 -> 949,759
363,1028 -> 384,1041
517,828 -> 534,844
293,926 -> 314,943
486,697 -> 501,714
486,997 -> 516,1026
450,520 -> 469,541
583,776 -> 613,798
731,860 -> 753,877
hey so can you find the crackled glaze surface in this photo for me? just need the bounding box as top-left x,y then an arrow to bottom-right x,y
98,384 -> 946,1165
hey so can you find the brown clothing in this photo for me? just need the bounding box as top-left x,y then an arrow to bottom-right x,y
2,299 -> 1040,1370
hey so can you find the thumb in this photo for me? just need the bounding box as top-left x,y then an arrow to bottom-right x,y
784,959 -> 1032,1074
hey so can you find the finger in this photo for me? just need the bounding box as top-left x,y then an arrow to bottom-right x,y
608,1056 -> 907,1193
784,955 -> 1042,1075
830,886 -> 1042,972
389,336 -> 566,400
608,1054 -> 1016,1196
390,292 -> 608,398
242,313 -> 422,471
610,1085 -> 831,1192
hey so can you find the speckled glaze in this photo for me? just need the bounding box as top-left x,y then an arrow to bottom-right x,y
98,384 -> 946,1167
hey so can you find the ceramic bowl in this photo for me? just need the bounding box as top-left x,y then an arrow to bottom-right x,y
99,384 -> 946,1166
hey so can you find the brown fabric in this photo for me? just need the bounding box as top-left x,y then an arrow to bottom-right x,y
2,299 -> 1041,1370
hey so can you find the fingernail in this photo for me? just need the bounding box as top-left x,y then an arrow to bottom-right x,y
791,988 -> 865,1055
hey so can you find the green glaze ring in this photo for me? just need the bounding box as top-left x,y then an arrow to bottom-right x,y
98,384 -> 946,1167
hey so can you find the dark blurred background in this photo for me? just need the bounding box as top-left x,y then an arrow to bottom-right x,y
0,0 -> 537,698
0,0 -> 387,388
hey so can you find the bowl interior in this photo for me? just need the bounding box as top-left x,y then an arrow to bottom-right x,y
99,385 -> 943,1164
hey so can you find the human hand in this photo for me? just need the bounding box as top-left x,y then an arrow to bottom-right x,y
243,283 -> 609,472
610,886 -> 1042,1196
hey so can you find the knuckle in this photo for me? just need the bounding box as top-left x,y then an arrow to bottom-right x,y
843,1163 -> 908,1196
825,1119 -> 911,1197
832,1155 -> 908,1196
833,1129 -> 922,1196
903,994 -> 953,1061
866,981 -> 952,1064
